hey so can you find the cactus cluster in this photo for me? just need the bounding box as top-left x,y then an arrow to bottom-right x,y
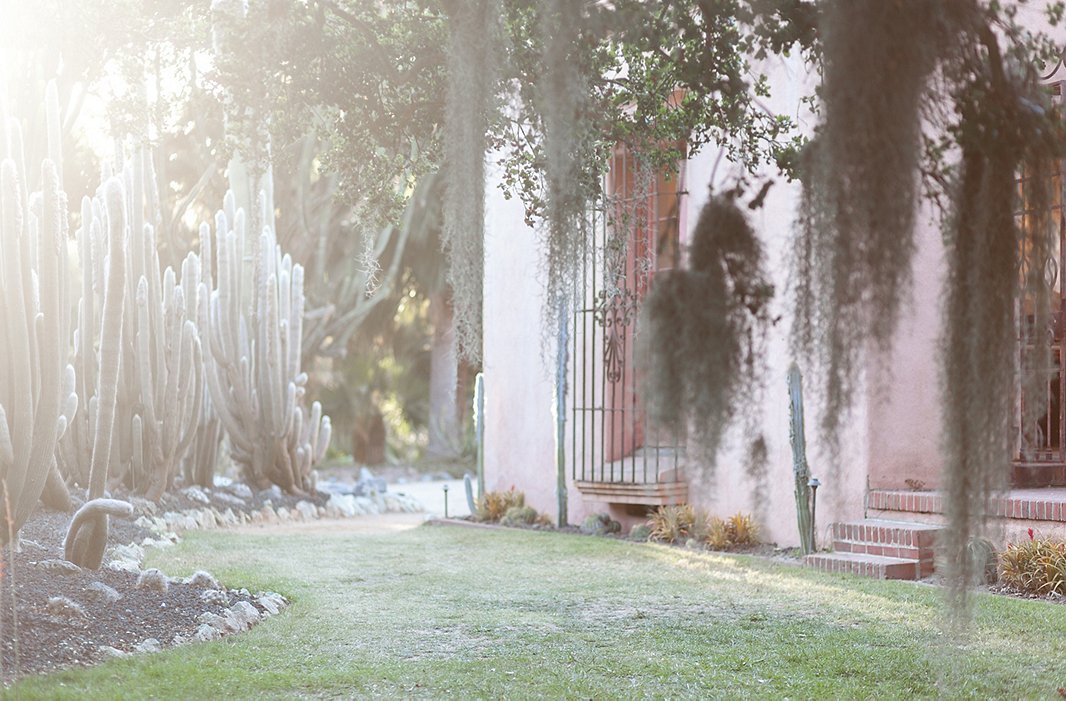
200,187 -> 331,493
0,117 -> 77,541
0,82 -> 332,553
60,151 -> 205,501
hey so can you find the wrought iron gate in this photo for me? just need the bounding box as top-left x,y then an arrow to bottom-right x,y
1013,155 -> 1066,487
570,147 -> 686,500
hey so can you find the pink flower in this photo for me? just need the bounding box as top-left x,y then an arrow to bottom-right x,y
1028,527 -> 1035,541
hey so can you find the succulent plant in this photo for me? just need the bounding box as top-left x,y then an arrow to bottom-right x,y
200,185 -> 330,493
64,498 -> 134,570
0,152 -> 78,540
788,362 -> 813,555
60,150 -> 205,499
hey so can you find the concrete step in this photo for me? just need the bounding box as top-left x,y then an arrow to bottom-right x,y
805,552 -> 923,580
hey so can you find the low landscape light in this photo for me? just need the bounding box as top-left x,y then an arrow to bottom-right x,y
808,477 -> 821,550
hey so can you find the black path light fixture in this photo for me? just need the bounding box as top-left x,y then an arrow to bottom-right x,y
808,477 -> 821,550
443,483 -> 450,519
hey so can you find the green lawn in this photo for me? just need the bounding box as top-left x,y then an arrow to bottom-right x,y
10,516 -> 1066,699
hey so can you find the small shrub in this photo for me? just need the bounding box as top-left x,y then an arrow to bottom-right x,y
1000,529 -> 1066,596
967,537 -> 998,585
629,523 -> 652,541
581,513 -> 621,536
648,507 -> 760,549
476,487 -> 525,522
705,512 -> 760,551
647,504 -> 697,544
706,517 -> 731,550
727,513 -> 760,547
500,505 -> 539,527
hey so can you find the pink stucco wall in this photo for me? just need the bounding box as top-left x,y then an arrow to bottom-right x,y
482,51 -> 950,547
866,206 -> 945,490
482,176 -> 560,517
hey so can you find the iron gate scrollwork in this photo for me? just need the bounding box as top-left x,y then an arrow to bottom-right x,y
594,288 -> 638,384
570,147 -> 684,488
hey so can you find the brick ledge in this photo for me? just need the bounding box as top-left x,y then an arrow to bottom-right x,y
868,489 -> 1066,522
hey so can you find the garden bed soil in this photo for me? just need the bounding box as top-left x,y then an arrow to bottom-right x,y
0,482 -> 333,684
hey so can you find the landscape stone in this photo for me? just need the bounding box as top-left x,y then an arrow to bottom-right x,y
136,568 -> 170,593
110,543 -> 145,565
228,600 -> 260,630
353,467 -> 388,496
255,592 -> 287,615
194,623 -> 222,642
36,559 -> 81,575
212,491 -> 247,507
295,500 -> 317,521
185,570 -> 220,590
200,589 -> 228,606
181,485 -> 211,505
86,581 -> 122,603
129,497 -> 157,515
227,482 -> 254,500
47,596 -> 87,619
98,646 -> 128,658
198,610 -> 240,633
258,485 -> 284,501
106,560 -> 142,574
134,638 -> 162,654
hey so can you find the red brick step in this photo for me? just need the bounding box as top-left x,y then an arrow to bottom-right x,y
804,518 -> 943,580
805,551 -> 923,580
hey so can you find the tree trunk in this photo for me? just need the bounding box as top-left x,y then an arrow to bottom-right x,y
427,291 -> 461,459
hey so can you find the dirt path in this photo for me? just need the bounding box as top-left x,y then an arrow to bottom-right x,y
231,511 -> 430,536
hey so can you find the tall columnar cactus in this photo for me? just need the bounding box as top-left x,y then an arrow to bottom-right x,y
0,155 -> 78,541
183,222 -> 224,488
788,362 -> 813,555
201,190 -> 331,493
59,188 -> 122,487
60,150 -> 205,499
124,150 -> 205,498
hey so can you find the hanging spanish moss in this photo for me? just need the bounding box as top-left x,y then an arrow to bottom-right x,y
939,35 -> 1064,622
537,0 -> 594,334
639,194 -> 773,469
442,0 -> 500,361
793,0 -> 946,445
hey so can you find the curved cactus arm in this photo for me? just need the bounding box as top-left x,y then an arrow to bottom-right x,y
64,498 -> 133,570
